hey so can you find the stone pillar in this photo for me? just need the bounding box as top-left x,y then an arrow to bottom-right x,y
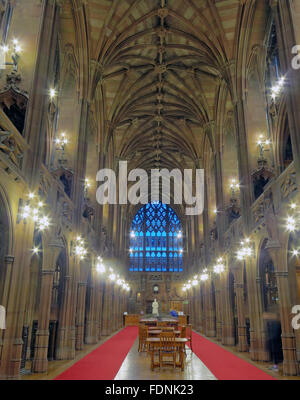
268,246 -> 298,376
31,270 -> 54,373
102,281 -> 113,336
75,282 -> 87,351
0,256 -> 14,376
96,281 -> 104,340
232,265 -> 248,352
113,285 -> 119,331
56,276 -> 72,360
194,287 -> 201,331
214,278 -> 222,341
205,281 -> 216,337
84,278 -> 97,344
221,272 -> 235,346
245,256 -> 269,361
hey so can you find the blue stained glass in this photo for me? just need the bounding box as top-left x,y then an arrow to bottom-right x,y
129,202 -> 183,272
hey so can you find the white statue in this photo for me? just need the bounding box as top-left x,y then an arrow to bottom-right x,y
152,299 -> 159,316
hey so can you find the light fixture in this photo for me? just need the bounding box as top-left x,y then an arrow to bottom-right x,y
286,216 -> 296,232
19,195 -> 51,231
230,179 -> 240,197
84,178 -> 91,198
214,258 -> 225,274
38,215 -> 50,231
292,249 -> 299,257
257,134 -> 271,158
192,279 -> 198,286
50,88 -> 56,100
96,259 -> 106,274
55,132 -> 68,148
32,247 -> 39,255
271,76 -> 285,100
109,273 -> 116,281
1,38 -> 22,72
200,273 -> 209,282
74,237 -> 87,260
237,240 -> 252,260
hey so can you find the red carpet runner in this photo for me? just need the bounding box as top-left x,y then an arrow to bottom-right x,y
190,331 -> 276,380
54,327 -> 138,380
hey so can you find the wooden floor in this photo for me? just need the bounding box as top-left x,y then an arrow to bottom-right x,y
114,339 -> 217,380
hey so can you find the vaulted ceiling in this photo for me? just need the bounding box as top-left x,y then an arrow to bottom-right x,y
60,0 -> 261,174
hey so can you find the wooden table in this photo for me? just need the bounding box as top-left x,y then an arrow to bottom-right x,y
148,330 -> 181,337
146,338 -> 188,371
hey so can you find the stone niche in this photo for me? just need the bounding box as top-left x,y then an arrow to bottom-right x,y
128,273 -> 185,315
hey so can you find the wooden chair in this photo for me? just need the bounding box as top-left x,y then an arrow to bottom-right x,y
180,326 -> 187,338
138,325 -> 148,352
159,332 -> 177,369
161,326 -> 174,332
186,324 -> 193,352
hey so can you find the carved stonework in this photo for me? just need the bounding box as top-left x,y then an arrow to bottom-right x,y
264,190 -> 280,248
0,128 -> 23,168
280,168 -> 297,200
0,72 -> 28,134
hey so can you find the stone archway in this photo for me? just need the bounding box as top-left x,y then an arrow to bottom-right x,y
0,187 -> 11,367
22,232 -> 43,373
287,231 -> 300,364
0,189 -> 10,305
259,239 -> 283,367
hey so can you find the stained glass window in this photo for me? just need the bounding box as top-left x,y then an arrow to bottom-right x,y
129,202 -> 183,272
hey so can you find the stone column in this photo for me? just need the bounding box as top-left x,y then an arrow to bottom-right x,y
96,281 -> 104,340
0,256 -> 14,374
194,287 -> 201,331
31,270 -> 54,373
214,277 -> 223,341
221,272 -> 235,346
56,276 -> 72,360
232,265 -> 248,352
206,281 -> 216,337
268,246 -> 298,376
102,281 -> 113,336
113,285 -> 119,331
75,282 -> 87,351
85,269 -> 98,344
245,256 -> 269,361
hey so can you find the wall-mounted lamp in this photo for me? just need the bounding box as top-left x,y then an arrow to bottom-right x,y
74,236 -> 87,260
230,179 -> 240,197
271,76 -> 285,100
237,238 -> 253,260
1,39 -> 21,72
213,258 -> 225,274
257,134 -> 271,159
